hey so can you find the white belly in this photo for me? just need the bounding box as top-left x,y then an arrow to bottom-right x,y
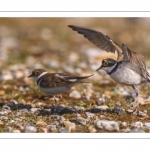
110,67 -> 143,85
38,83 -> 76,95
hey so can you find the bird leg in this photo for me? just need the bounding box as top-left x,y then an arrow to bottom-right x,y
59,94 -> 62,99
53,95 -> 58,106
131,85 -> 140,114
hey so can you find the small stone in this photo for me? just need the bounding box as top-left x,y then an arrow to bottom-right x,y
143,122 -> 150,130
19,99 -> 26,105
95,105 -> 109,111
59,116 -> 66,124
0,90 -> 5,95
76,116 -> 87,125
12,130 -> 21,133
40,128 -> 49,133
94,120 -> 119,131
88,125 -> 97,133
85,112 -> 95,118
127,129 -> 145,133
24,126 -> 37,133
102,94 -> 111,99
0,116 -> 8,120
136,97 -> 145,105
58,127 -> 69,133
47,60 -> 60,69
73,106 -> 85,112
69,90 -> 81,98
0,110 -> 11,115
126,109 -> 134,113
30,108 -> 39,113
50,121 -> 59,126
50,125 -> 57,132
5,126 -> 12,132
112,108 -> 124,114
121,122 -> 127,127
138,111 -> 147,117
2,105 -> 11,110
131,122 -> 143,129
35,102 -> 46,107
36,119 -> 47,126
0,120 -> 5,126
9,99 -> 18,105
64,120 -> 76,132
100,115 -> 105,119
96,98 -> 105,105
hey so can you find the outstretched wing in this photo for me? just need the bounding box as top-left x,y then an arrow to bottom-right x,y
69,25 -> 150,81
68,25 -> 123,61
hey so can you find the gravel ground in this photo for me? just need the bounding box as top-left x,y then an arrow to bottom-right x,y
1,18 -> 150,133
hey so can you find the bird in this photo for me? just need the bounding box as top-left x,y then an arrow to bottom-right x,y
68,25 -> 150,112
28,69 -> 93,104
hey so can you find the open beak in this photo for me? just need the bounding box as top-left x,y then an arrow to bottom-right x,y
96,65 -> 102,71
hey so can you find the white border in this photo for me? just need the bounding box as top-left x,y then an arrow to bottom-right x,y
0,12 -> 150,17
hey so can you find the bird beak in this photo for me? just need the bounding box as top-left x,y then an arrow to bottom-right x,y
96,65 -> 102,71
28,73 -> 32,78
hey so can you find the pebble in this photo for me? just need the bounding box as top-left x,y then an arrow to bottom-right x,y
94,120 -> 119,131
111,108 -> 124,114
85,112 -> 95,118
62,66 -> 74,74
58,127 -> 69,133
102,94 -> 111,99
50,121 -> 59,126
30,108 -> 39,113
138,111 -> 147,117
95,105 -> 109,111
0,110 -> 11,115
12,130 -> 21,133
0,120 -> 5,126
36,119 -> 47,126
126,129 -> 145,133
46,60 -> 60,69
82,93 -> 91,101
76,116 -> 87,125
96,98 -> 105,105
69,90 -> 81,99
50,115 -> 61,120
24,126 -> 37,133
59,116 -> 66,124
50,125 -> 57,132
0,90 -> 5,96
0,116 -> 8,121
73,106 -> 85,112
121,122 -> 127,127
5,126 -> 12,132
143,122 -> 150,130
2,105 -> 11,110
64,120 -> 76,132
131,122 -> 143,129
88,125 -> 97,133
126,109 -> 134,114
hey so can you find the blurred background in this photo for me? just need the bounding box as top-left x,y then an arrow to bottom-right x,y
1,18 -> 150,133
1,17 -> 150,87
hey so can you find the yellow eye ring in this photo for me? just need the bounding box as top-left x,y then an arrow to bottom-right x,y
103,62 -> 108,66
34,71 -> 38,75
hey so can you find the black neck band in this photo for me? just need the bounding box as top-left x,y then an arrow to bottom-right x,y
107,61 -> 122,75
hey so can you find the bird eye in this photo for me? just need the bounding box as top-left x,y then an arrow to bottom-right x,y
103,62 -> 108,66
34,71 -> 38,75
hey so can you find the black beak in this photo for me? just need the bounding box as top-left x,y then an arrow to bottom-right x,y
96,65 -> 102,71
28,73 -> 32,78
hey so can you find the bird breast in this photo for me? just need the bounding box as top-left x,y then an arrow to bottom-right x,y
110,66 -> 143,85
